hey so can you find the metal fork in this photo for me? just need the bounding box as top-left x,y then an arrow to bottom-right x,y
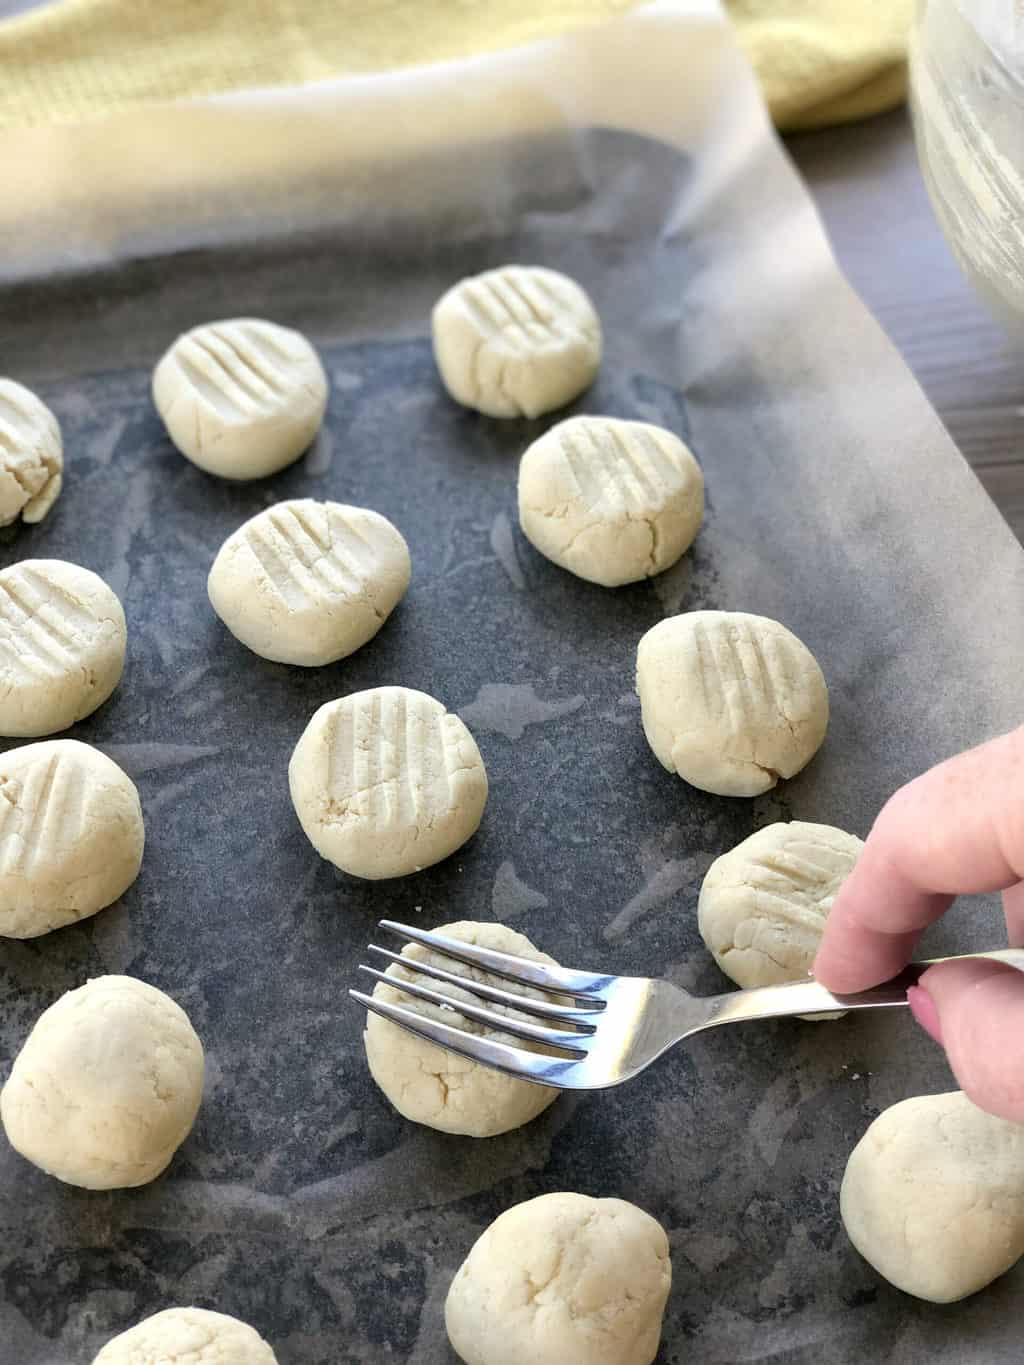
351,922 -> 1024,1091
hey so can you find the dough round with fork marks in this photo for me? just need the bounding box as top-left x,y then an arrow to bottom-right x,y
0,558 -> 126,738
432,265 -> 601,418
364,920 -> 560,1136
152,316 -> 328,479
289,687 -> 488,879
0,378 -> 63,526
636,610 -> 829,797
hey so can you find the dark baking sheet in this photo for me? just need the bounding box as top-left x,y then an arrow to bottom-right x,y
1,125 -> 1024,1365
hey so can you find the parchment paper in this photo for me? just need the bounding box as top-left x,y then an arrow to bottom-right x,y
1,4 -> 1023,1362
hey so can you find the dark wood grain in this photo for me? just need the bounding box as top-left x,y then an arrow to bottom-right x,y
789,108 -> 1024,544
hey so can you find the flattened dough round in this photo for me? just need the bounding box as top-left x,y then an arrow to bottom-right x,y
0,559 -> 127,738
518,416 -> 703,586
152,317 -> 328,479
698,821 -> 862,991
0,379 -> 63,526
636,610 -> 829,797
208,498 -> 411,665
289,687 -> 488,879
445,1192 -> 672,1365
432,265 -> 601,418
841,1091 -> 1024,1302
1,975 -> 204,1189
92,1307 -> 278,1364
0,740 -> 144,939
364,920 -> 559,1136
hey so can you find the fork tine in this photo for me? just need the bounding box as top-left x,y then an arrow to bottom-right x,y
379,920 -> 612,997
367,946 -> 603,1024
357,966 -> 594,1052
350,990 -> 580,1089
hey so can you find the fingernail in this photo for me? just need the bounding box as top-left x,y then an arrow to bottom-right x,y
907,985 -> 944,1044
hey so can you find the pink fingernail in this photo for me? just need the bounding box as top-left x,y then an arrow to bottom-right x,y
908,986 -> 944,1044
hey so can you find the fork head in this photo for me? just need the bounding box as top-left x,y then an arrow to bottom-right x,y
350,920 -> 698,1090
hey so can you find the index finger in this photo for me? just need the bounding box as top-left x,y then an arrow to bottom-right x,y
814,726 -> 1024,993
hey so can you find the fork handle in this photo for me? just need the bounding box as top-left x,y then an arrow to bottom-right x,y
706,948 -> 1024,1027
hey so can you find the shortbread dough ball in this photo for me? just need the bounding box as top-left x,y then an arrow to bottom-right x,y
518,416 -> 703,586
446,1192 -> 672,1365
0,740 -> 144,938
92,1307 -> 278,1364
0,378 -> 63,526
698,821 -> 862,992
208,498 -> 410,666
0,559 -> 127,738
152,317 -> 328,479
636,610 -> 829,797
290,687 -> 488,879
841,1091 -> 1024,1302
1,975 -> 204,1189
432,265 -> 601,419
364,920 -> 560,1137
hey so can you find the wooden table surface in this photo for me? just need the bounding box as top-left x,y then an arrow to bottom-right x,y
790,107 -> 1024,545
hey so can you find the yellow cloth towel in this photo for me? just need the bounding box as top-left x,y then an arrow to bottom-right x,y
0,0 -> 913,133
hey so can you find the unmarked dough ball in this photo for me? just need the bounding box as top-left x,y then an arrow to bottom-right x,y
446,1192 -> 672,1365
208,498 -> 411,665
152,317 -> 328,479
518,416 -> 704,586
699,821 -> 862,990
364,920 -> 559,1136
432,265 -> 601,418
0,740 -> 144,938
1,975 -> 204,1189
289,687 -> 488,879
636,610 -> 829,797
841,1091 -> 1024,1302
0,378 -> 63,526
0,559 -> 127,738
92,1307 -> 278,1365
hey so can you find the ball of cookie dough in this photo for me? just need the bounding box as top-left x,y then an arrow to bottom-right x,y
0,740 -> 144,939
841,1091 -> 1024,1302
445,1192 -> 672,1365
636,610 -> 829,797
0,559 -> 127,738
1,975 -> 204,1189
208,498 -> 411,666
698,821 -> 862,995
364,920 -> 559,1136
152,317 -> 328,480
518,416 -> 703,587
0,378 -> 63,526
92,1307 -> 277,1365
289,687 -> 488,879
432,265 -> 601,419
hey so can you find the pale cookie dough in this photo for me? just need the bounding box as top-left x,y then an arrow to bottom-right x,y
636,610 -> 829,797
364,920 -> 559,1137
446,1192 -> 672,1365
841,1091 -> 1024,1302
518,416 -> 704,586
208,498 -> 411,666
92,1307 -> 278,1365
0,740 -> 144,939
0,559 -> 127,738
289,687 -> 488,879
698,821 -> 862,1010
152,317 -> 328,479
1,975 -> 204,1189
432,265 -> 601,418
0,379 -> 63,526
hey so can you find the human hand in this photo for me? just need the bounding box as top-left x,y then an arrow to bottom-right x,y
814,726 -> 1024,1121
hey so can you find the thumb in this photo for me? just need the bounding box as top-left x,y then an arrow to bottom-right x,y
916,959 -> 1024,1122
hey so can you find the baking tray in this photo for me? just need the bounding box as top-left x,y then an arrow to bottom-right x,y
2,8 -> 1024,1364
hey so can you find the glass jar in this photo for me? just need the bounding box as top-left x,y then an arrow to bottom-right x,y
910,1 -> 1024,329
